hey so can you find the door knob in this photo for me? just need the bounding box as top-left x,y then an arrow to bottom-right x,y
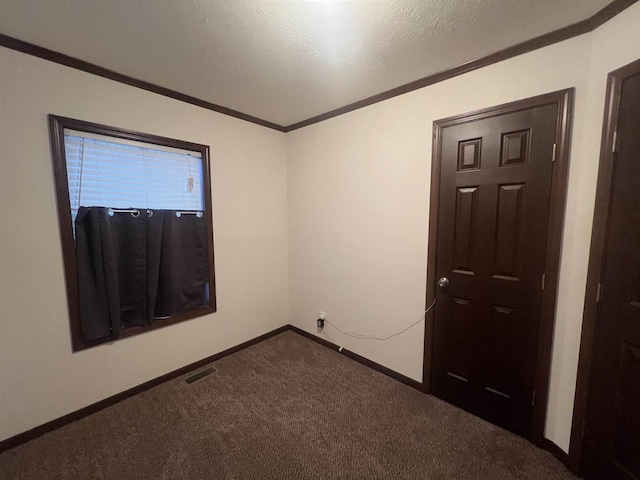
438,277 -> 450,288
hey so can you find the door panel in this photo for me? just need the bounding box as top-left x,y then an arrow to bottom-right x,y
446,296 -> 479,382
431,104 -> 558,437
452,186 -> 478,274
494,183 -> 525,279
583,70 -> 640,480
485,304 -> 522,398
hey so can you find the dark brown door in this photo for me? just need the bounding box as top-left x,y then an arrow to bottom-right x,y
582,69 -> 640,480
430,103 -> 558,437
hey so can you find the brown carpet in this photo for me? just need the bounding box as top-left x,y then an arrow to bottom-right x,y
0,331 -> 575,479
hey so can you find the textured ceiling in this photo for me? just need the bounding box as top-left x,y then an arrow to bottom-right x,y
0,0 -> 612,126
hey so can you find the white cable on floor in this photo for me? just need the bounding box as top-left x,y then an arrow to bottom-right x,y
324,297 -> 436,341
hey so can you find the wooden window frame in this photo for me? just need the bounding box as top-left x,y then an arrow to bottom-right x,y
49,115 -> 217,352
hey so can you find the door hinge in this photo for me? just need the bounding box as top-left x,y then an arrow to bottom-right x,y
596,282 -> 604,303
612,131 -> 618,153
541,273 -> 546,291
552,143 -> 557,162
532,390 -> 536,407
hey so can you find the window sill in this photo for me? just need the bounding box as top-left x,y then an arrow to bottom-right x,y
71,305 -> 217,352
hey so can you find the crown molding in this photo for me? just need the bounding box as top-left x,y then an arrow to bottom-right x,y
284,0 -> 638,131
0,33 -> 286,132
1,0 -> 636,133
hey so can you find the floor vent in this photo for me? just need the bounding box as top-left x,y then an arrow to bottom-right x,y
184,367 -> 217,384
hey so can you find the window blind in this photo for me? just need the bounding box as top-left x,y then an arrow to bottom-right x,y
64,131 -> 204,225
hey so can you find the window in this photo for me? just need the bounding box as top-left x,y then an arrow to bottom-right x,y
64,132 -> 205,227
49,115 -> 216,351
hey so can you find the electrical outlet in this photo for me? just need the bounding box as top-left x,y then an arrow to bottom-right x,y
317,311 -> 325,329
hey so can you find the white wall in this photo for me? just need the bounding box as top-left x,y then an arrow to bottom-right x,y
0,47 -> 289,441
286,2 -> 640,452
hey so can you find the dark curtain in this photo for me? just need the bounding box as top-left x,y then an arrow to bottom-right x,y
75,207 -> 208,341
154,212 -> 209,318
